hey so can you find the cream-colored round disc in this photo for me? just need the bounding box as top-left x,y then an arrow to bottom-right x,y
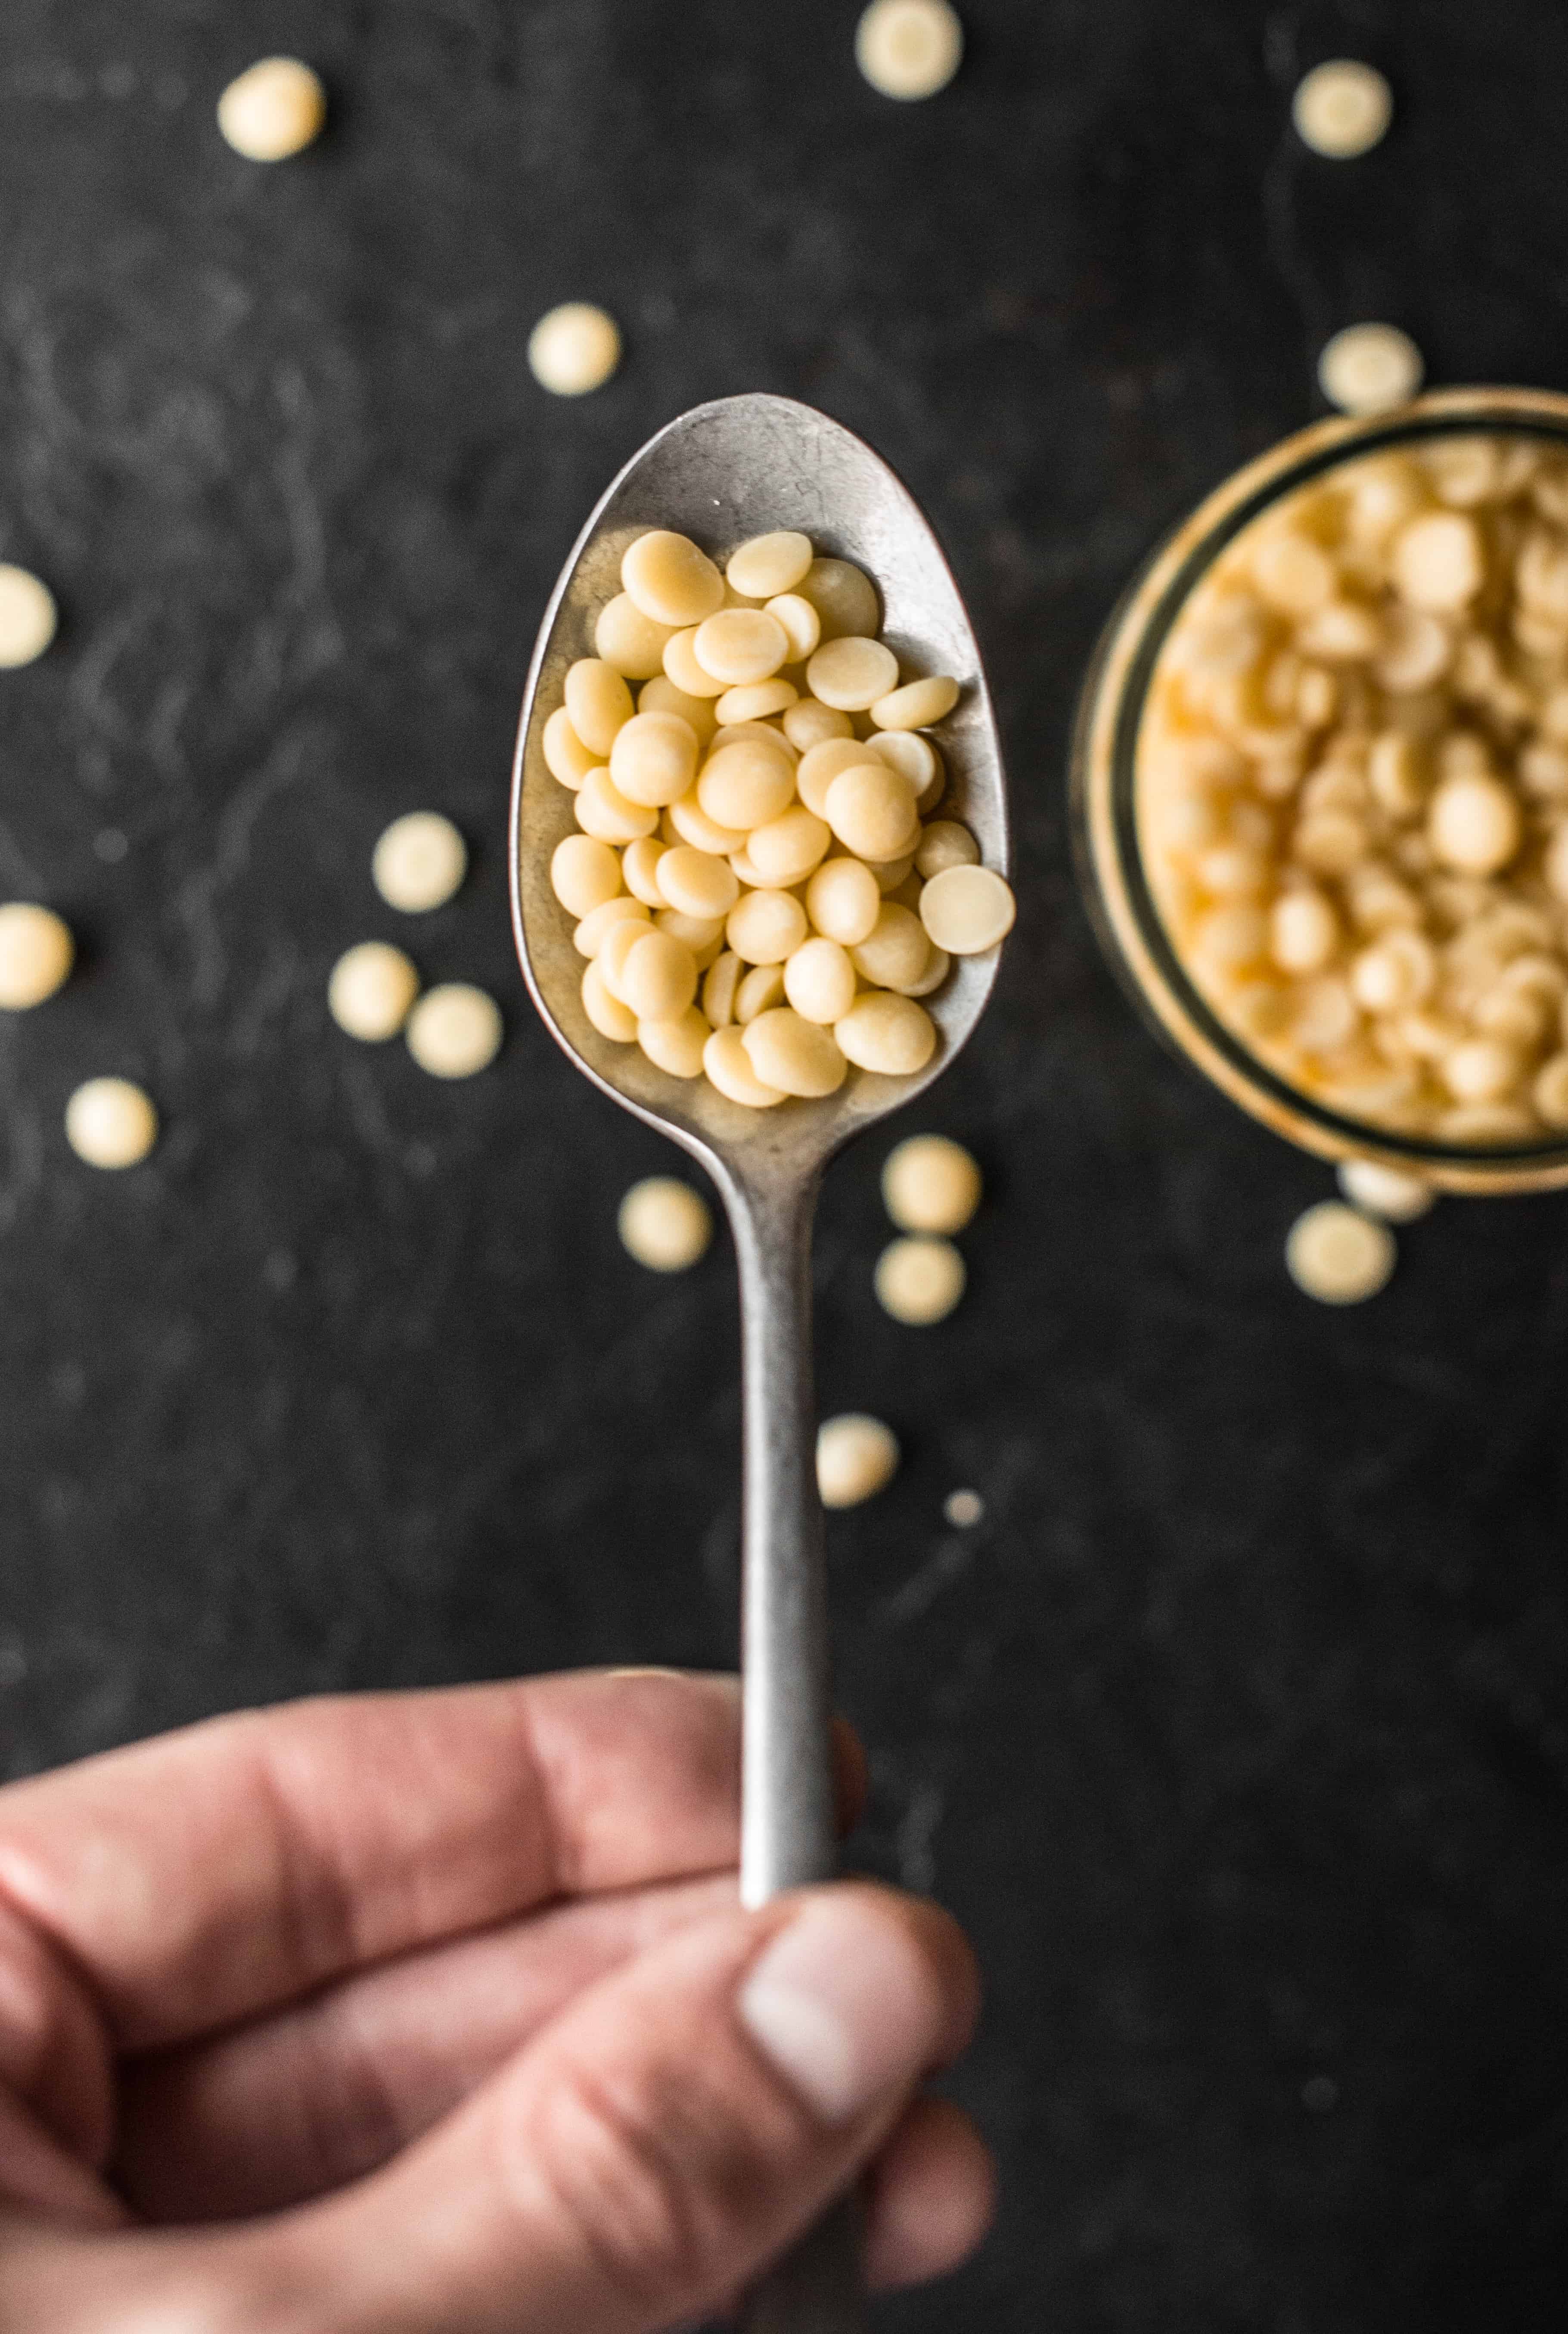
726,531 -> 813,599
871,674 -> 960,730
1336,1158 -> 1435,1222
1317,323 -> 1423,415
65,1077 -> 158,1170
742,1007 -> 847,1097
817,1414 -> 900,1508
217,57 -> 326,160
406,983 -> 503,1078
1292,60 -> 1392,158
551,834 -> 622,919
797,558 -> 879,643
704,1024 -> 786,1108
372,812 -> 467,913
582,959 -> 637,1043
945,1488 -> 985,1528
807,636 -> 900,712
875,1235 -> 966,1325
0,902 -> 73,1009
1285,1201 -> 1396,1304
693,608 -> 789,688
834,992 -> 937,1075
914,820 -> 979,879
882,1133 -> 981,1233
627,532 -> 726,628
528,303 -> 621,397
0,566 -> 58,668
328,942 -> 420,1041
618,1176 -> 713,1271
596,594 -> 677,680
919,863 -> 1015,953
855,0 -> 964,101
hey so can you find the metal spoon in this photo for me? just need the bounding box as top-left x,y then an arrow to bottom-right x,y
509,392 -> 1009,2331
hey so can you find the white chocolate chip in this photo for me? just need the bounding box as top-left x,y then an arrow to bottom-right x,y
565,658 -> 635,758
807,635 -> 900,712
735,963 -> 786,1024
637,1007 -> 709,1079
328,942 -> 420,1041
703,1023 -> 786,1108
1393,512 -> 1484,613
770,597 -> 826,667
746,805 -> 832,888
742,1008 -> 848,1097
869,728 -> 945,807
692,608 -> 789,687
919,863 -> 1015,953
855,0 -> 963,101
217,57 -> 326,161
1427,772 -> 1520,875
727,888 -> 809,968
0,903 -> 73,1009
875,1235 -> 966,1324
726,532 -> 813,599
0,566 -> 58,668
871,674 -> 959,730
784,937 -> 857,1025
372,812 -> 467,913
618,1176 -> 713,1271
543,708 -> 600,791
914,820 -> 979,879
610,711 -> 700,808
405,983 -> 503,1078
699,737 -> 796,832
817,1413 -> 900,1506
1317,323 -> 1423,416
551,834 -> 623,919
824,763 -> 920,862
620,930 -> 699,1022
1336,1158 -> 1435,1220
65,1077 -> 158,1170
662,628 -> 730,698
639,676 -> 718,745
528,303 -> 621,397
851,902 -> 930,992
835,990 -> 937,1075
1292,60 -> 1392,158
574,896 -> 649,960
882,1133 -> 981,1233
806,855 -> 882,946
582,959 -> 637,1043
574,766 -> 658,845
716,679 -> 798,725
596,595 -> 677,680
797,559 -> 880,642
1285,1201 -> 1395,1303
624,532 -> 725,628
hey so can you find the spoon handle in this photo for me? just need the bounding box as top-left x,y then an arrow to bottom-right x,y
730,1169 -> 867,2333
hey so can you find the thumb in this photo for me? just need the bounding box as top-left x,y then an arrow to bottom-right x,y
292,1880 -> 979,2334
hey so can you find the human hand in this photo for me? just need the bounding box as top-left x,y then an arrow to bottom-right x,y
0,1668 -> 992,2330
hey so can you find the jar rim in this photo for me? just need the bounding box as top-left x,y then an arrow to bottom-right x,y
1071,385 -> 1568,1193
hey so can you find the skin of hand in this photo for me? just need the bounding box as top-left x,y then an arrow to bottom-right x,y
0,1668 -> 994,2331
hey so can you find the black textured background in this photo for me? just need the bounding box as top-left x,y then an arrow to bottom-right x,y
4,2 -> 1568,2327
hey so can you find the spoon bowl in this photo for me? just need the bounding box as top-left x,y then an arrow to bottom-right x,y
511,393 -> 1009,1179
509,394 -> 1009,2331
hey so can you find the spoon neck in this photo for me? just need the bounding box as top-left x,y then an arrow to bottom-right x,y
726,1169 -> 834,1906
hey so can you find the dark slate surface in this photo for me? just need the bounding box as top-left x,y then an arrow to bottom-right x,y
4,1 -> 1568,2325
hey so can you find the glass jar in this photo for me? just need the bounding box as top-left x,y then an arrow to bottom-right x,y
1070,385 -> 1568,1196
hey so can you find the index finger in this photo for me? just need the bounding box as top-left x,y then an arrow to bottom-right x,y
0,1670 -> 860,2052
